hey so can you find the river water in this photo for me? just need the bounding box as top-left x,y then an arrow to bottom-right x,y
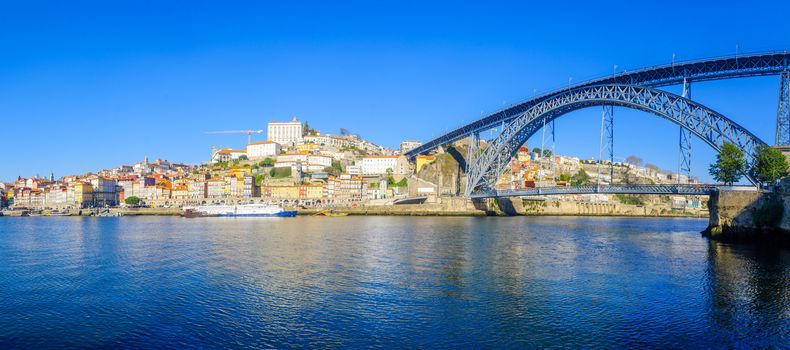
0,216 -> 788,348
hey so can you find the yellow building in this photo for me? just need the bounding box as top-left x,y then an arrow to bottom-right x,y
416,155 -> 436,172
69,182 -> 94,207
262,185 -> 324,199
227,166 -> 253,178
295,143 -> 317,152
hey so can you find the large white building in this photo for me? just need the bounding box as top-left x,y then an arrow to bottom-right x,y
246,141 -> 281,159
360,156 -> 409,175
267,117 -> 303,145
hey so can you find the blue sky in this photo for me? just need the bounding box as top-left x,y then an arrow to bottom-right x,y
1,1 -> 789,182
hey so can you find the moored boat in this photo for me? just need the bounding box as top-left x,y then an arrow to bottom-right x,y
317,210 -> 349,217
181,204 -> 297,218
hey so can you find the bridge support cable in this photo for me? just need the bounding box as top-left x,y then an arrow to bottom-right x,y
596,105 -> 614,185
679,78 -> 693,183
777,69 -> 790,146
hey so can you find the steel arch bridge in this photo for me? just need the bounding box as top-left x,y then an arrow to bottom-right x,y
464,84 -> 767,196
405,51 -> 790,158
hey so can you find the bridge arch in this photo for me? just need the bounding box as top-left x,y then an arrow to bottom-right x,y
407,52 -> 789,158
466,84 -> 767,196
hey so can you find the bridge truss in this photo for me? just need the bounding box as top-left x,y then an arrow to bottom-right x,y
406,52 -> 790,158
464,84 -> 768,196
468,184 -> 726,199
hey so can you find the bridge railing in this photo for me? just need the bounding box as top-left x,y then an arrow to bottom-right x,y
468,184 -> 758,199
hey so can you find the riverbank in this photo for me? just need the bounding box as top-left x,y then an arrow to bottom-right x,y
704,189 -> 790,246
2,198 -> 707,218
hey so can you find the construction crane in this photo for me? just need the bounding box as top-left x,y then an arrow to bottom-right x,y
205,129 -> 264,145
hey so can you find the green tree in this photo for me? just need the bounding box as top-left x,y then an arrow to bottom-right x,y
387,176 -> 396,186
269,167 -> 292,178
124,196 -> 141,206
238,155 -> 248,161
261,157 -> 275,167
570,169 -> 591,186
709,142 -> 747,185
532,147 -> 542,155
753,144 -> 789,184
542,149 -> 553,157
559,173 -> 571,182
395,178 -> 408,187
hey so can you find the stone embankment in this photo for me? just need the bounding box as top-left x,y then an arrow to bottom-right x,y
705,189 -> 790,245
2,197 -> 707,218
494,197 -> 706,217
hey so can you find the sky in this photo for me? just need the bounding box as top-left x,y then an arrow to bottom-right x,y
1,1 -> 789,183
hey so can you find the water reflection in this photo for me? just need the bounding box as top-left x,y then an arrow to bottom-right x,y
0,216 -> 788,348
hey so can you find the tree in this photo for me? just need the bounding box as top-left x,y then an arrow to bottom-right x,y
387,176 -> 396,185
559,173 -> 571,182
395,178 -> 408,187
625,155 -> 643,166
238,155 -> 248,161
753,144 -> 789,184
124,196 -> 141,206
709,142 -> 747,185
532,147 -> 542,155
261,157 -> 275,167
323,159 -> 344,176
542,149 -> 553,157
570,169 -> 591,186
269,167 -> 292,178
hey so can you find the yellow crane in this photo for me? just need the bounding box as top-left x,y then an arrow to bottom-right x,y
205,129 -> 264,145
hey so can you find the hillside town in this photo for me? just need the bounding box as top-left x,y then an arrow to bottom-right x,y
1,117 -> 703,214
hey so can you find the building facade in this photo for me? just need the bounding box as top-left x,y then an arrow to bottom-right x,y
267,117 -> 303,145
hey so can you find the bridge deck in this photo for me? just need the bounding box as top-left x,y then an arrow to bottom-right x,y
468,184 -> 756,199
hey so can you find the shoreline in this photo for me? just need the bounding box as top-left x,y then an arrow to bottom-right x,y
1,207 -> 709,218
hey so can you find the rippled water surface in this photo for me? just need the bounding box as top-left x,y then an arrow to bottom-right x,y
1,216 -> 789,348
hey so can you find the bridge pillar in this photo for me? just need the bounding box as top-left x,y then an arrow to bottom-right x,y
679,78 -> 692,183
777,70 -> 790,146
597,105 -> 614,184
464,132 -> 481,196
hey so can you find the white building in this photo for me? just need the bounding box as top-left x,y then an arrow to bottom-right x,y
360,156 -> 407,175
246,141 -> 281,159
267,117 -> 303,145
211,148 -> 246,163
275,153 -> 333,172
399,140 -> 422,154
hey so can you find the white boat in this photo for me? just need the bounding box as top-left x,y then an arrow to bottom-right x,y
181,204 -> 297,217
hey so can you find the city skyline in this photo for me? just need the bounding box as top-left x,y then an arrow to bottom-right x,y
2,1 -> 790,182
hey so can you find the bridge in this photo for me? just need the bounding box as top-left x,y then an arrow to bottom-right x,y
405,51 -> 790,198
468,184 -> 738,199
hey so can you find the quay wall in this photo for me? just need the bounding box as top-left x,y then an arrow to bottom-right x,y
705,189 -> 790,244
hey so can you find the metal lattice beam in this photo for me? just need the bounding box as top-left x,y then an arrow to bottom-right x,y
468,184 -> 750,199
777,70 -> 790,146
407,52 -> 790,158
679,78 -> 693,183
596,105 -> 614,185
465,84 -> 767,197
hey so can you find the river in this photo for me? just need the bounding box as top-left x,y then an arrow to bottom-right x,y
0,216 -> 788,348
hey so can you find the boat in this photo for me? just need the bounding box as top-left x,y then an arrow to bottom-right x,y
316,210 -> 349,217
181,204 -> 297,218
